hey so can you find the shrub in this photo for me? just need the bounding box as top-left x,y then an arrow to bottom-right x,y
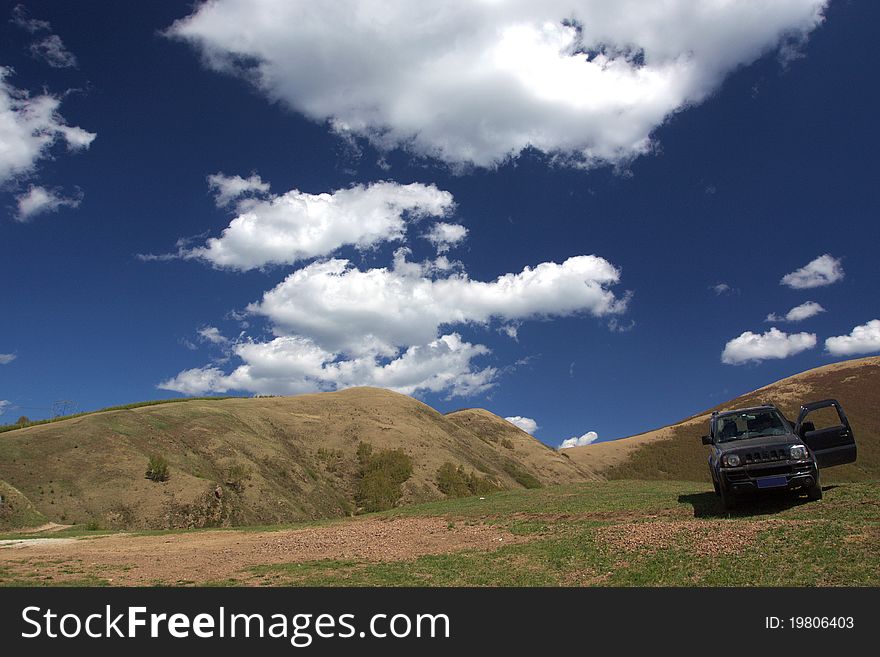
436,463 -> 471,498
16,416 -> 29,426
500,438 -> 515,450
224,463 -> 251,491
145,455 -> 170,482
354,443 -> 413,512
502,462 -> 542,489
436,462 -> 499,498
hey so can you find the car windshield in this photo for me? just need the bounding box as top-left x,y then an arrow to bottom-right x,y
715,409 -> 788,442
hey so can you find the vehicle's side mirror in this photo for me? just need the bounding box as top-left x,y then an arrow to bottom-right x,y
701,435 -> 713,445
799,421 -> 815,437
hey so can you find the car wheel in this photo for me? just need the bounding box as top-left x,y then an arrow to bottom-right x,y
713,479 -> 720,495
807,480 -> 823,502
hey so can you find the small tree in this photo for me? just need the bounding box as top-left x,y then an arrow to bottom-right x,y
145,455 -> 170,482
16,416 -> 29,426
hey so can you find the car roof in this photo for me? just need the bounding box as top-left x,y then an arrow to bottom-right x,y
714,405 -> 779,418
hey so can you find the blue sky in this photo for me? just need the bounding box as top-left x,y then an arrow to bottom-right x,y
1,1 -> 878,447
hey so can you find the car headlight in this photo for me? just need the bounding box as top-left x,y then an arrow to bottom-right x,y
723,454 -> 741,467
790,445 -> 808,460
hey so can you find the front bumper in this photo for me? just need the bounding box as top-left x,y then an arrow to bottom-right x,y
720,460 -> 817,495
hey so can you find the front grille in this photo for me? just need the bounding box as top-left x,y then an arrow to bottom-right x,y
742,448 -> 788,464
746,464 -> 791,477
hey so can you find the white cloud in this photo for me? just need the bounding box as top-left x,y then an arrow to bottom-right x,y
10,5 -> 51,33
765,301 -> 825,323
15,185 -> 82,221
711,283 -> 732,295
505,416 -> 538,435
559,431 -> 598,449
29,34 -> 78,68
184,181 -> 454,270
162,251 -> 626,398
206,172 -> 270,207
166,244 -> 628,398
0,67 -> 96,183
825,320 -> 880,357
169,0 -> 827,168
721,327 -> 816,365
0,353 -> 16,365
197,326 -> 229,345
250,253 -> 627,356
159,332 -> 496,398
424,222 -> 468,253
780,254 -> 844,289
0,400 -> 10,416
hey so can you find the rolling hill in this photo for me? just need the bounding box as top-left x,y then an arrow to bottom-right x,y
0,387 -> 595,531
565,356 -> 880,482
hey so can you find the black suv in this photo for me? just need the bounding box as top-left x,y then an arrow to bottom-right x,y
702,399 -> 857,509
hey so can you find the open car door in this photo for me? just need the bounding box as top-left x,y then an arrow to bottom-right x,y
795,399 -> 857,468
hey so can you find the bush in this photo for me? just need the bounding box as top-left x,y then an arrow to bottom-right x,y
500,438 -> 515,450
436,462 -> 499,498
502,462 -> 542,489
224,463 -> 251,491
145,455 -> 170,482
436,463 -> 471,498
354,443 -> 413,512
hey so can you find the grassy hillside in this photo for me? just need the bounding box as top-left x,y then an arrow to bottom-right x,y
0,387 -> 591,531
566,356 -> 880,482
2,479 -> 877,586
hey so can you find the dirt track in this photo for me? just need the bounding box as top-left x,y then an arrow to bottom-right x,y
0,517 -> 524,585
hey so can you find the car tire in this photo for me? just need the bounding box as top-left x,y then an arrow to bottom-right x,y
713,479 -> 720,496
807,478 -> 823,502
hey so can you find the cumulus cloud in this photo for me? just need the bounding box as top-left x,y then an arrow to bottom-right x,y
183,180 -> 454,270
825,320 -> 880,357
15,185 -> 82,221
424,222 -> 468,253
161,251 -> 629,397
765,301 -> 825,323
721,327 -> 816,365
780,254 -> 844,289
505,416 -> 538,435
168,0 -> 827,168
0,67 -> 96,184
0,353 -> 16,364
162,251 -> 626,397
29,34 -> 78,68
0,400 -> 10,416
159,332 -> 496,398
559,431 -> 599,449
206,172 -> 270,207
251,253 -> 627,355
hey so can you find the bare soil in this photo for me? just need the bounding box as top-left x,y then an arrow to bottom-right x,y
0,516 -> 526,585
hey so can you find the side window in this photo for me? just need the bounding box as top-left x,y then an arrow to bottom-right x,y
803,405 -> 844,431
